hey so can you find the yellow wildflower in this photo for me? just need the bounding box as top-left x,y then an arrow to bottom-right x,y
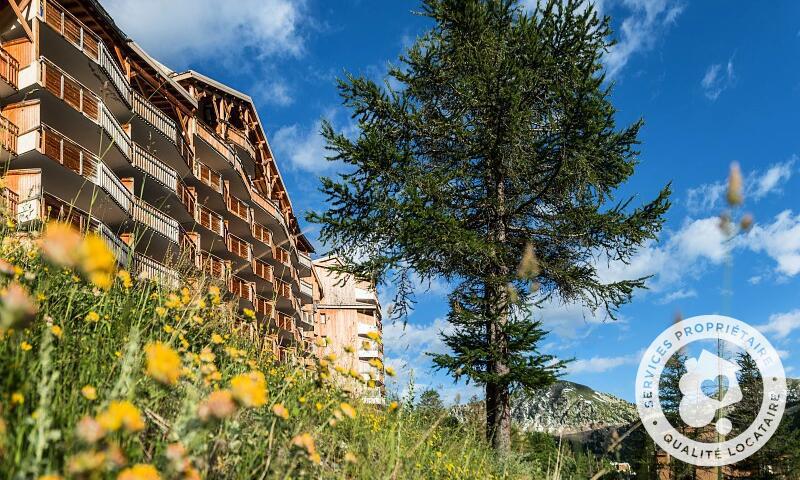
81,385 -> 97,401
344,345 -> 355,353
117,464 -> 160,480
368,358 -> 383,370
243,308 -> 256,320
85,311 -> 100,323
164,294 -> 181,309
385,366 -> 396,377
388,401 -> 399,412
231,371 -> 267,408
145,342 -> 182,385
272,403 -> 289,420
291,433 -> 320,464
50,325 -> 63,338
117,270 -> 132,289
0,282 -> 37,329
163,325 -> 174,334
114,351 -> 122,358
211,333 -> 224,344
192,315 -> 204,325
340,402 -> 356,419
80,234 -> 116,289
344,452 -> 357,464
20,340 -> 32,351
40,222 -> 82,267
38,475 -> 63,480
11,392 -> 24,405
76,416 -> 105,443
366,331 -> 382,343
155,307 -> 167,317
199,348 -> 215,363
66,450 -> 106,474
96,400 -> 144,432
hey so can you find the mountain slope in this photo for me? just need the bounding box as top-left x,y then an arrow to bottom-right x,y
511,381 -> 638,435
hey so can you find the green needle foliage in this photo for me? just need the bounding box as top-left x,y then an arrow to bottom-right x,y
310,0 -> 671,452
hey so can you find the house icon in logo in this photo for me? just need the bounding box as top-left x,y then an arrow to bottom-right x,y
678,349 -> 742,434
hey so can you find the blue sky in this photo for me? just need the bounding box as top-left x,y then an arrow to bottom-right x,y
104,0 -> 800,403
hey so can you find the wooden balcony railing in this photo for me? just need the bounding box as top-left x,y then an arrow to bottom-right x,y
196,204 -> 225,237
196,121 -> 235,165
227,233 -> 252,262
254,296 -> 274,319
132,143 -> 177,192
274,279 -> 292,302
131,90 -> 176,141
298,251 -> 312,270
177,131 -> 193,170
180,232 -> 198,267
177,182 -> 196,216
0,188 -> 19,217
135,253 -> 179,287
99,104 -> 131,158
0,114 -> 19,153
95,221 -> 131,264
229,276 -> 254,303
0,45 -> 19,89
253,258 -> 273,283
273,246 -> 291,266
276,313 -> 294,333
299,279 -> 313,298
41,57 -> 99,121
225,192 -> 251,223
252,222 -> 272,247
194,161 -> 223,194
132,198 -> 180,243
200,250 -> 230,282
39,0 -> 131,104
226,125 -> 255,159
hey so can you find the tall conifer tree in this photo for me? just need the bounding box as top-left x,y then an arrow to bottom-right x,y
310,0 -> 670,451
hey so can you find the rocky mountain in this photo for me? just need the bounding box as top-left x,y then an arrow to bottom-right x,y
510,381 -> 638,435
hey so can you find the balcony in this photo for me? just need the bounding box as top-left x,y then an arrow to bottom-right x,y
273,245 -> 291,267
355,287 -> 378,304
299,279 -> 313,299
0,188 -> 18,217
359,349 -> 382,359
193,160 -> 223,194
135,253 -> 180,288
195,204 -> 225,237
0,114 -> 18,154
199,250 -> 230,283
131,90 -> 177,143
0,45 -> 19,92
196,121 -> 235,166
274,279 -> 292,302
229,275 -> 255,303
226,126 -> 255,159
95,221 -> 131,264
226,233 -> 252,262
298,251 -> 312,271
132,143 -> 178,193
253,296 -> 274,319
132,197 -> 180,244
253,259 -> 273,283
357,323 -> 379,336
252,222 -> 272,247
38,0 -> 131,106
224,191 -> 251,223
276,313 -> 294,333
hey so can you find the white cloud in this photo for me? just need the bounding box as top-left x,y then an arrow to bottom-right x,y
603,0 -> 684,79
757,309 -> 800,339
656,288 -> 697,305
383,317 -> 453,357
102,0 -> 306,68
701,58 -> 735,100
685,158 -> 797,213
745,210 -> 800,277
252,79 -> 294,107
750,156 -> 796,200
567,353 -> 638,374
272,109 -> 357,173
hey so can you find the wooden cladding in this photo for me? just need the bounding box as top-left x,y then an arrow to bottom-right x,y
252,223 -> 271,246
0,188 -> 18,217
0,45 -> 19,88
225,193 -> 250,222
177,182 -> 196,216
41,59 -> 99,121
196,121 -> 234,164
227,234 -> 252,262
42,0 -> 101,61
273,246 -> 290,266
40,125 -> 97,178
229,276 -> 253,303
0,114 -> 18,153
195,161 -> 222,193
200,251 -> 229,282
276,313 -> 294,333
253,296 -> 274,319
196,205 -> 224,236
253,259 -> 273,282
274,279 -> 292,301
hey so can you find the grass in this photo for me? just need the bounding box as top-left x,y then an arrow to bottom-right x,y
0,221 -> 535,479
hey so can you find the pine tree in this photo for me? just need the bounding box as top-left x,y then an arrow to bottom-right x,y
310,0 -> 671,451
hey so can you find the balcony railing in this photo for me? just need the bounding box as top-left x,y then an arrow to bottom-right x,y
135,253 -> 179,287
252,222 -> 272,247
177,132 -> 193,170
195,204 -> 225,237
95,162 -> 132,213
254,296 -> 274,319
132,197 -> 180,243
299,279 -> 313,298
194,161 -> 223,194
298,252 -> 312,270
226,126 -> 255,159
273,246 -> 290,266
0,45 -> 19,89
225,192 -> 251,223
95,221 -> 131,264
99,104 -> 131,158
131,90 -> 177,141
274,279 -> 292,302
227,233 -> 252,262
0,114 -> 19,153
196,121 -> 235,165
39,0 -> 131,104
200,250 -> 230,282
276,313 -> 294,333
229,276 -> 254,303
132,143 -> 177,192
357,323 -> 378,336
253,259 -> 273,283
180,232 -> 198,267
0,188 -> 19,217
177,182 -> 196,216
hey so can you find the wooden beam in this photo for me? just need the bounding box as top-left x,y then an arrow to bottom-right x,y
8,0 -> 34,41
129,61 -> 194,116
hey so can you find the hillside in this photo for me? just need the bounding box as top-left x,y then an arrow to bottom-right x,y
511,381 -> 638,435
